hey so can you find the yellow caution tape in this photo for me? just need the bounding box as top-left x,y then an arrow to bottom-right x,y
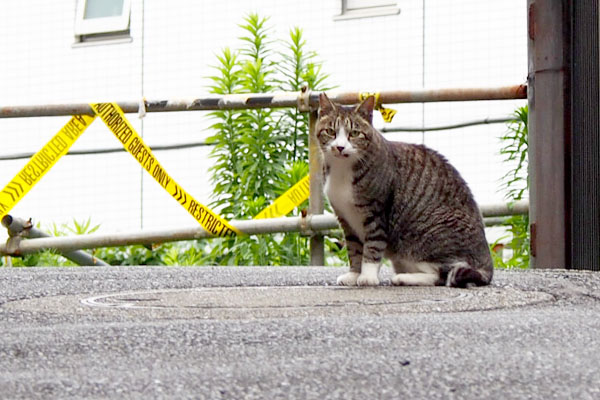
91,102 -> 241,237
0,103 -> 310,232
254,175 -> 310,219
358,92 -> 397,123
0,115 -> 95,219
359,91 -> 381,107
379,107 -> 397,123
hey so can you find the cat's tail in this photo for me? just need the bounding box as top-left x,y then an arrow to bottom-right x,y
445,260 -> 493,288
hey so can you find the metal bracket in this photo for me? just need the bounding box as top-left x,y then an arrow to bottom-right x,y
297,85 -> 312,112
2,215 -> 33,256
299,210 -> 315,237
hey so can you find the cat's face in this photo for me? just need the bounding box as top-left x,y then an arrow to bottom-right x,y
316,94 -> 376,162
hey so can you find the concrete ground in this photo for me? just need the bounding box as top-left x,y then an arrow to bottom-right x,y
0,266 -> 599,399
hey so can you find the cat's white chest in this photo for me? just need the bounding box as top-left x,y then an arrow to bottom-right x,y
324,162 -> 365,240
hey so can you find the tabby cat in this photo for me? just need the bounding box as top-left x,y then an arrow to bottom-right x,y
316,93 -> 493,288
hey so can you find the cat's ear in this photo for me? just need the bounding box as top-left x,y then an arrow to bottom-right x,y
319,93 -> 336,115
356,96 -> 375,124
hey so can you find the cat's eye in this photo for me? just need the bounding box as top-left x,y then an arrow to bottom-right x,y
320,128 -> 335,138
349,130 -> 363,139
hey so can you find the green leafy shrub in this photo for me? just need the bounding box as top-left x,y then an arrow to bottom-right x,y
492,105 -> 529,268
202,13 -> 335,266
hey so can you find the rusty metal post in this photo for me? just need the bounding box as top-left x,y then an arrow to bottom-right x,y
308,110 -> 325,266
527,0 -> 569,268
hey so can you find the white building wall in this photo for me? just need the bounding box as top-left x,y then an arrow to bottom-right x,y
0,1 -> 526,243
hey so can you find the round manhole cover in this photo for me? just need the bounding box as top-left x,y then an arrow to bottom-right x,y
4,286 -> 554,320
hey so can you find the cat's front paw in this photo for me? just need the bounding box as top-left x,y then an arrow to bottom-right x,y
337,271 -> 360,286
356,274 -> 380,286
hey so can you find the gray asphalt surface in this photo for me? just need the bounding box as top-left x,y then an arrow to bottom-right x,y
1,266 -> 599,399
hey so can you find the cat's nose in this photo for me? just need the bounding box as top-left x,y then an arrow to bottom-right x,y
336,146 -> 345,153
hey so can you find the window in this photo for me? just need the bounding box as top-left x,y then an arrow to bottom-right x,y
74,0 -> 131,42
336,0 -> 400,20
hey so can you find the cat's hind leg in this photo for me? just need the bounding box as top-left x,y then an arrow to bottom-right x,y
446,261 -> 492,288
391,259 -> 441,286
391,272 -> 439,286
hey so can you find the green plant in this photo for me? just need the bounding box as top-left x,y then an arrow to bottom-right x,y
500,106 -> 528,201
64,218 -> 100,236
92,244 -> 167,266
203,13 -> 335,266
493,105 -> 529,268
9,248 -> 74,267
161,242 -> 209,266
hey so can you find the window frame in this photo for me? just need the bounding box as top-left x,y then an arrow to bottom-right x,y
74,0 -> 132,36
335,0 -> 401,20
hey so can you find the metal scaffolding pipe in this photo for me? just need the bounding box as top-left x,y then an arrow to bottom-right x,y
1,215 -> 109,265
0,201 -> 528,257
0,85 -> 527,118
0,214 -> 337,256
479,201 -> 529,217
332,85 -> 527,106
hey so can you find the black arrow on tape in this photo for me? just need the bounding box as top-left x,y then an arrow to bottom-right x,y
2,182 -> 22,202
8,183 -> 22,199
11,181 -> 23,193
172,186 -> 187,205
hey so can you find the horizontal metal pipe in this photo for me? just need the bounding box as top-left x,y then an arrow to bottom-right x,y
0,214 -> 337,256
332,85 -> 527,105
1,201 -> 528,256
484,217 -> 511,227
480,201 -> 529,217
0,85 -> 527,118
